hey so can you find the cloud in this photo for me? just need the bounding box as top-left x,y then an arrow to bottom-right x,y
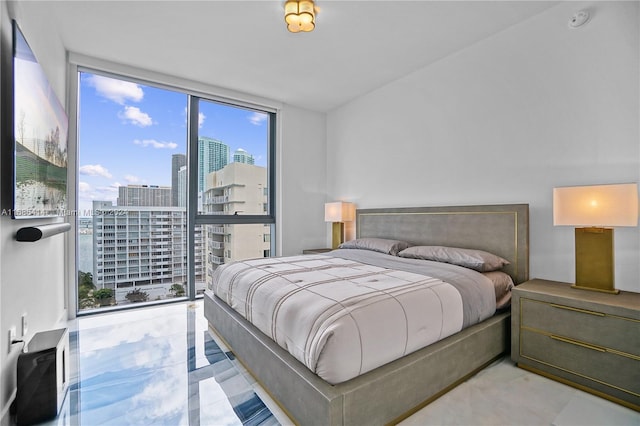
78,182 -> 91,193
79,164 -> 112,178
119,106 -> 153,127
87,74 -> 144,105
133,139 -> 178,149
76,182 -> 121,210
94,182 -> 121,195
124,174 -> 140,184
249,111 -> 267,126
77,181 -> 121,213
183,107 -> 206,129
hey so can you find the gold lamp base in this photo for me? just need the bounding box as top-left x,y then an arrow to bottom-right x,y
331,222 -> 344,249
573,227 -> 619,294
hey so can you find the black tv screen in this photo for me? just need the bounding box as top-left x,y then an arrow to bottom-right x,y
12,21 -> 68,218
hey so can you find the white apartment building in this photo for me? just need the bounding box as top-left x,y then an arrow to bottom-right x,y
203,162 -> 270,288
117,184 -> 172,207
92,201 -> 206,304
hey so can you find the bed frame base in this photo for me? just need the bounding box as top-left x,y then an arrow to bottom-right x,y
204,292 -> 510,426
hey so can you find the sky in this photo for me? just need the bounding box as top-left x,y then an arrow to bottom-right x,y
78,72 -> 269,215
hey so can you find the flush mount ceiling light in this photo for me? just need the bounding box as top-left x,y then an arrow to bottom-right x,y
285,0 -> 316,33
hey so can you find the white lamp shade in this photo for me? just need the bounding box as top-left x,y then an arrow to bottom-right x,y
324,202 -> 355,223
553,183 -> 639,227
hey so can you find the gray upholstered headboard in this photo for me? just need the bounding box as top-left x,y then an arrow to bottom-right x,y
356,204 -> 529,284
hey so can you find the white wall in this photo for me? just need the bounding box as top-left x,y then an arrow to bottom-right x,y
0,1 -> 68,422
278,105 -> 327,255
327,1 -> 639,292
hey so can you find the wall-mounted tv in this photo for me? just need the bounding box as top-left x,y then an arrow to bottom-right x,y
12,21 -> 68,218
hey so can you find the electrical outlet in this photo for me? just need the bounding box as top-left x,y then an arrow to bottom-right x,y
21,313 -> 28,337
8,327 -> 16,353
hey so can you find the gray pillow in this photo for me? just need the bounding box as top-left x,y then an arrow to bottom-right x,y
339,238 -> 410,256
398,245 -> 509,272
482,271 -> 515,310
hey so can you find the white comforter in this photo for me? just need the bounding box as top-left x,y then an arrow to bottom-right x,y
210,250 -> 495,384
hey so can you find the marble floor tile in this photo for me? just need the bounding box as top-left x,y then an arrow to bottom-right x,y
401,357 -> 640,426
553,391 -> 640,426
38,301 -> 640,426
42,300 -> 281,426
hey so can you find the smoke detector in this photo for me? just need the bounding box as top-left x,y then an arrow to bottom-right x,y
568,10 -> 590,29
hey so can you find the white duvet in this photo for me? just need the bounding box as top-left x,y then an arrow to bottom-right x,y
210,251 -> 495,384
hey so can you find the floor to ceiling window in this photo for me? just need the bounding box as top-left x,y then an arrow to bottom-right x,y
193,99 -> 274,293
76,70 -> 275,313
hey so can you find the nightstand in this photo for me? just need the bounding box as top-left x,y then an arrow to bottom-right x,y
302,248 -> 333,254
511,279 -> 640,411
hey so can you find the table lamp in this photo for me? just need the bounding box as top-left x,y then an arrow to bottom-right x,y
553,183 -> 638,294
325,202 -> 355,249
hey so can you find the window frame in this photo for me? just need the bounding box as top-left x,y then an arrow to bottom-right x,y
67,55 -> 279,317
187,96 -> 276,300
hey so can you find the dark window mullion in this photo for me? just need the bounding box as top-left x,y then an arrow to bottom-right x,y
194,215 -> 274,225
186,95 -> 199,301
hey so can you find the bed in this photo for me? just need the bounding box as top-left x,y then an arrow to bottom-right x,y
204,204 -> 529,425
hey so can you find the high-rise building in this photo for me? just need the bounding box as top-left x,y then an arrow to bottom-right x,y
92,200 -> 206,303
171,153 -> 186,206
198,136 -> 229,192
177,166 -> 187,208
233,148 -> 255,165
117,184 -> 171,207
203,162 -> 270,288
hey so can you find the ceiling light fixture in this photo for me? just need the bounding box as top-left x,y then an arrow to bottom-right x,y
285,0 -> 315,33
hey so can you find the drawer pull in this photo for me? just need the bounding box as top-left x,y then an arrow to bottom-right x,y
549,335 -> 606,352
550,304 -> 605,317
607,348 -> 640,362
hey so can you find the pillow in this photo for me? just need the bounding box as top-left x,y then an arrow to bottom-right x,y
397,245 -> 509,272
338,238 -> 410,256
482,271 -> 514,310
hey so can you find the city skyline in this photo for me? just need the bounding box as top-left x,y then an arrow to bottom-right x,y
84,160 -> 270,309
78,72 -> 268,216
